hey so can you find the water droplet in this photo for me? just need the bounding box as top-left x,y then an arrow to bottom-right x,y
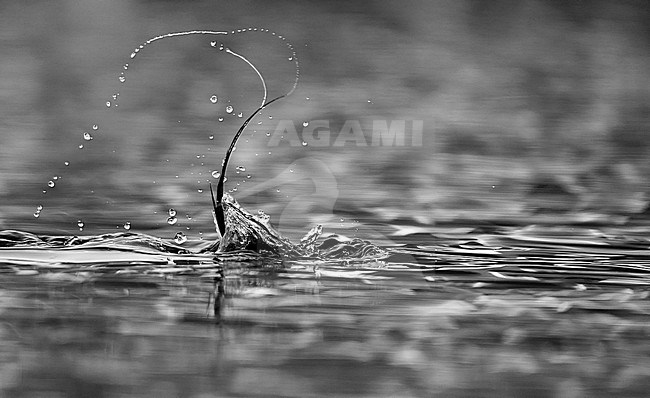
197,189 -> 203,193
302,121 -> 309,127
83,132 -> 92,141
231,187 -> 238,192
246,174 -> 252,179
92,124 -> 98,130
124,63 -> 129,70
168,208 -> 177,217
210,95 -> 218,103
289,169 -> 294,173
218,117 -> 224,122
306,97 -> 310,101
106,101 -> 111,107
209,135 -> 214,140
276,189 -> 280,193
64,161 -> 70,166
130,52 -> 136,59
236,165 -> 246,172
225,105 -> 233,114
167,216 -> 178,225
265,131 -> 271,137
42,190 -> 47,194
257,209 -> 270,222
123,222 -> 131,230
302,141 -> 308,146
268,116 -> 273,120
118,76 -> 126,83
219,43 -> 224,51
211,171 -> 221,179
173,232 -> 187,244
78,144 -> 84,149
37,204 -> 43,211
77,220 -> 85,229
47,180 -> 55,188
237,112 -> 243,118
288,56 -> 293,61
210,41 -> 217,47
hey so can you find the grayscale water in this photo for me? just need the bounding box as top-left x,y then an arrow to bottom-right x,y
1,1 -> 650,397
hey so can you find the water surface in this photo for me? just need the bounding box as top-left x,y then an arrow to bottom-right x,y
1,222 -> 649,397
1,1 -> 649,396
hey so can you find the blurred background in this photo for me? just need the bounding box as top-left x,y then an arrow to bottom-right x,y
0,0 -> 649,239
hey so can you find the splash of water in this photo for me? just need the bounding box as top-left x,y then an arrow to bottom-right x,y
201,193 -> 385,260
123,28 -> 298,102
24,27 -> 384,260
119,27 -> 314,254
36,27 -> 299,220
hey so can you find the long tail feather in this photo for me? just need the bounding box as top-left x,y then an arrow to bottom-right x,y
214,94 -> 288,236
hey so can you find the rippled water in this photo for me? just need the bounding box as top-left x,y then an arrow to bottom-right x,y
1,4 -> 649,395
1,220 -> 650,397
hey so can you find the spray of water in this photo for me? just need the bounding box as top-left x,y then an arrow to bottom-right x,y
124,28 -> 298,97
21,28 -> 388,259
35,28 -> 299,232
121,28 -> 300,242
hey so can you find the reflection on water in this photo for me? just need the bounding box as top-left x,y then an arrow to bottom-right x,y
1,225 -> 650,396
1,0 -> 649,396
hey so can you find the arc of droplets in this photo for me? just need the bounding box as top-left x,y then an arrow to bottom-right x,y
125,27 -> 299,100
121,27 -> 300,237
125,27 -> 301,174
